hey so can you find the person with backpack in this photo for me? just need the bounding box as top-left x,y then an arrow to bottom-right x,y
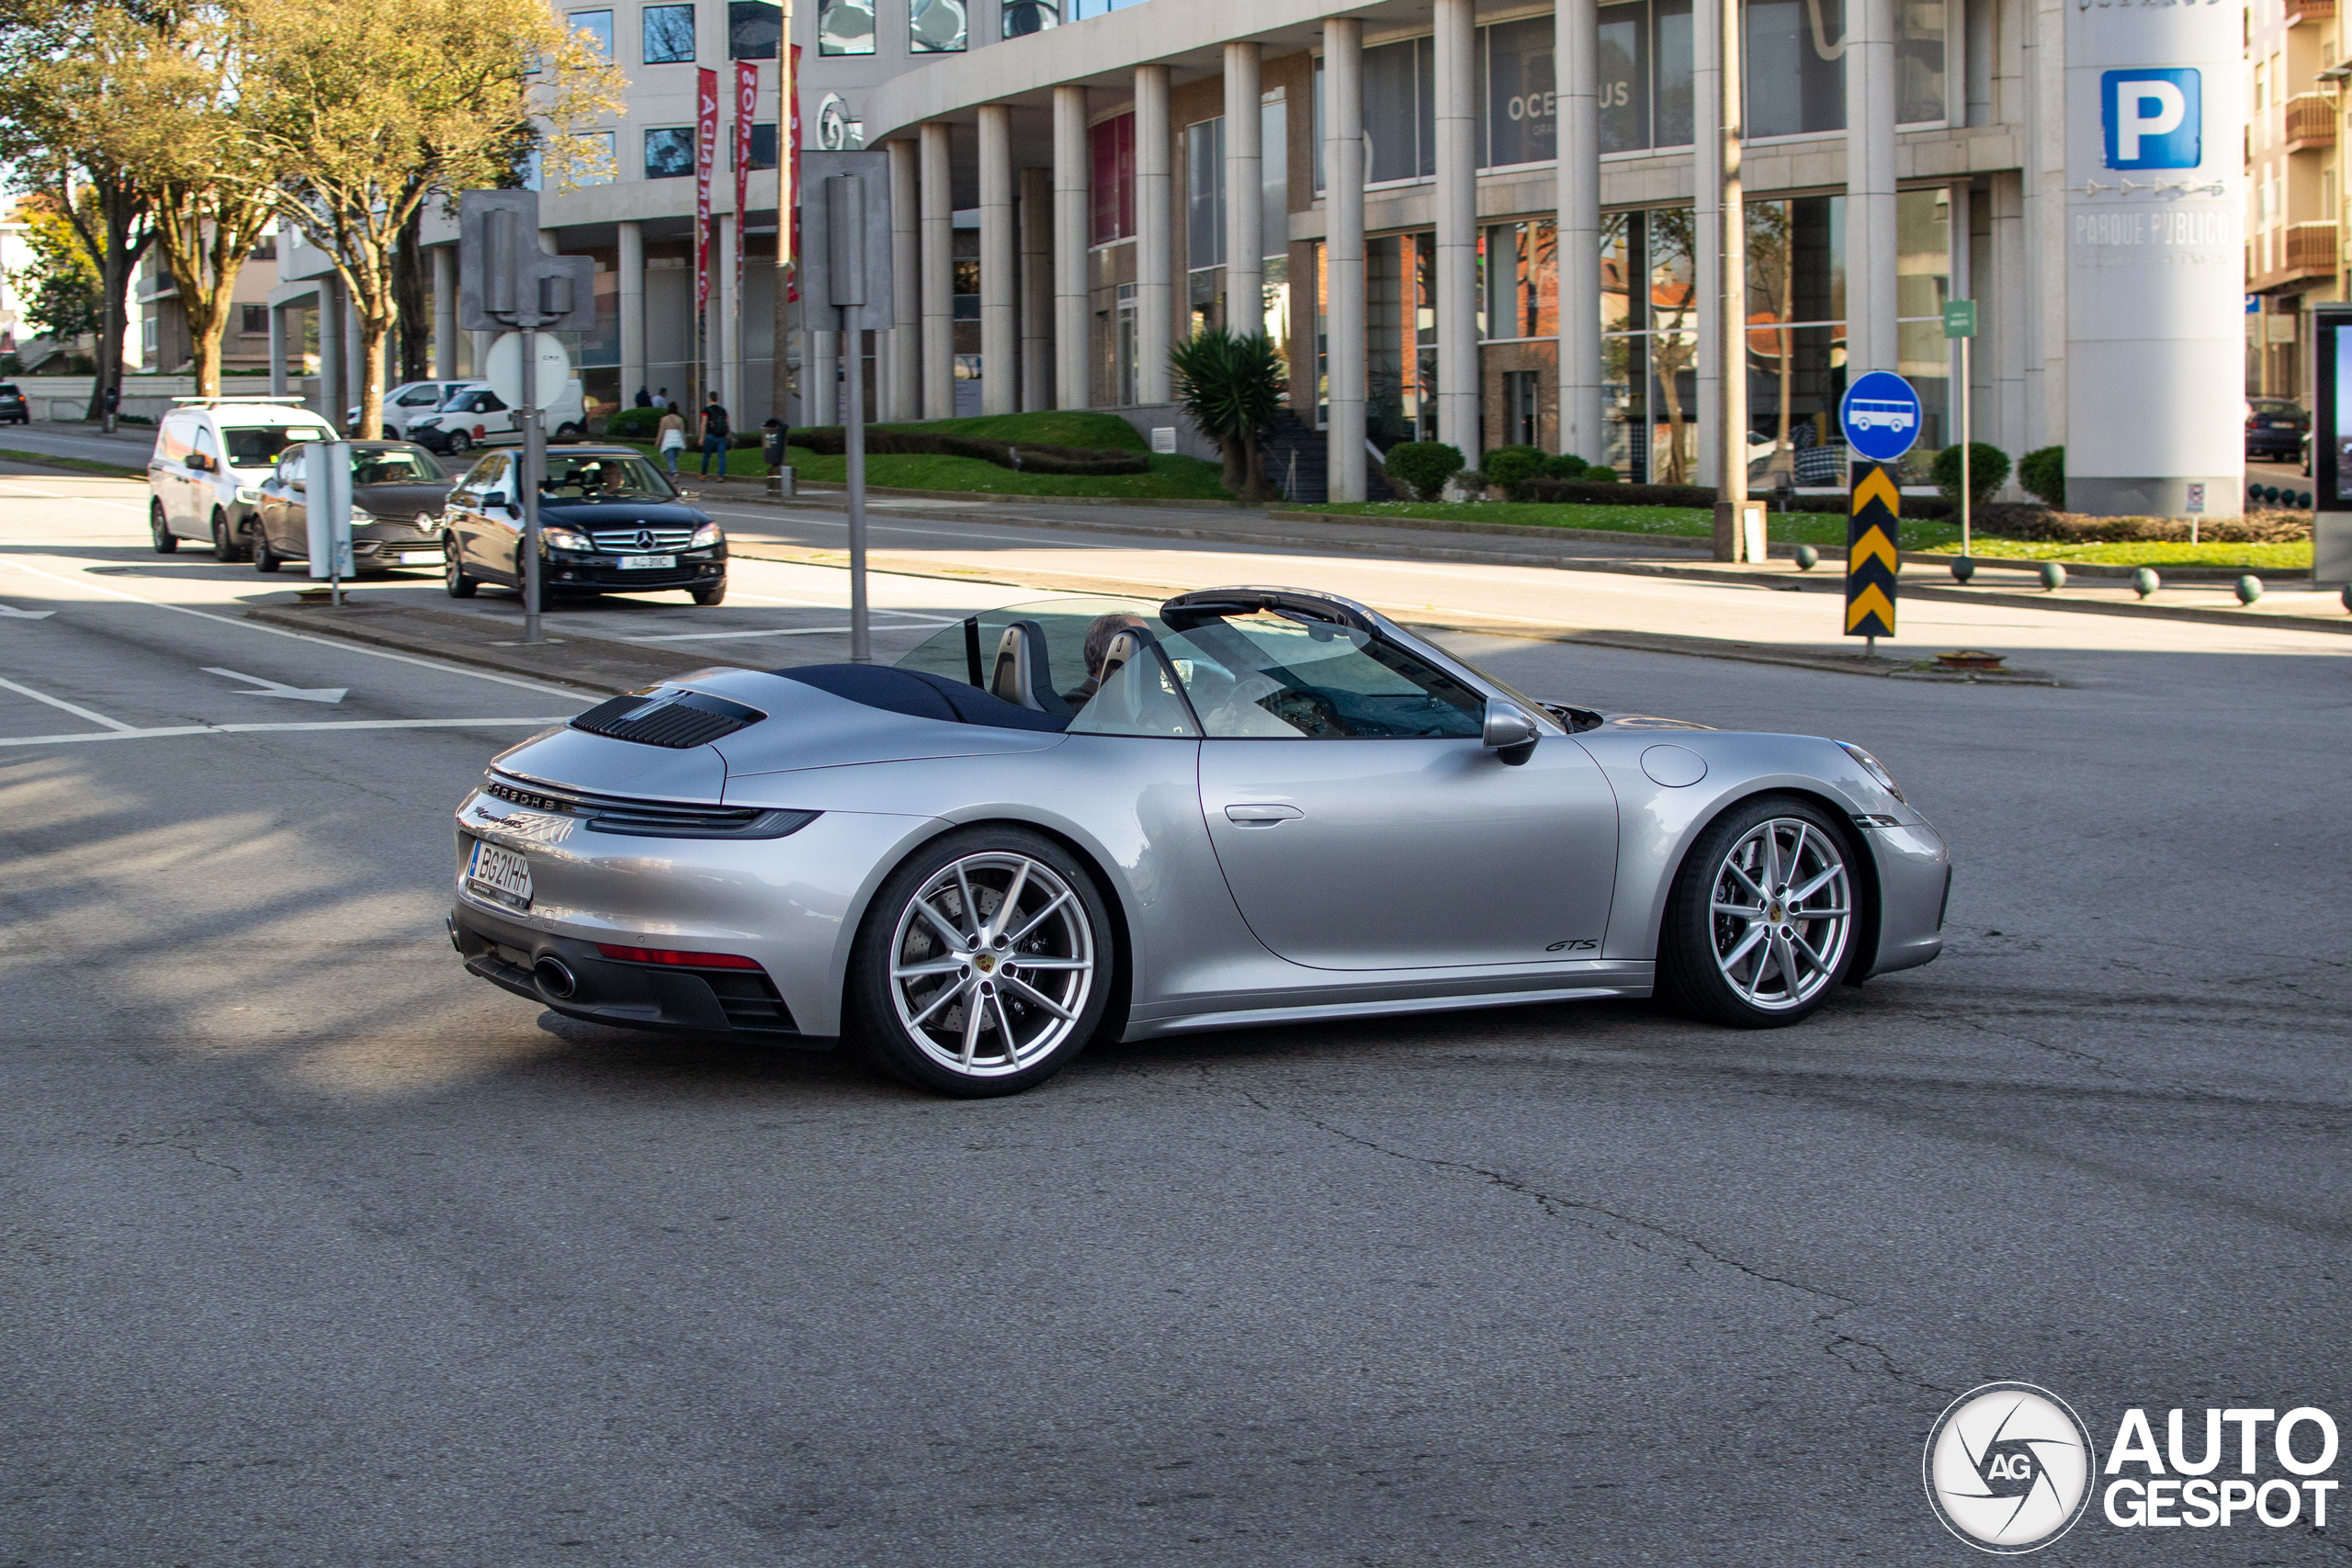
698,396 -> 730,477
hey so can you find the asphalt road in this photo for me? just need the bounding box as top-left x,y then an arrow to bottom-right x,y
5,484 -> 2350,1566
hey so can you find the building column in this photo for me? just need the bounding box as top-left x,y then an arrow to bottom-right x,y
1714,0 -> 1748,509
1692,0 -> 1721,488
432,246 -> 459,381
1990,170 -> 2028,479
1052,86 -> 1091,409
920,119 -> 955,420
978,104 -> 1016,415
1136,64 -> 1173,404
1019,164 -> 1053,411
888,138 -> 922,421
1557,0 -> 1601,462
315,288 -> 344,430
1223,42 -> 1263,341
718,213 -> 742,419
343,285 -> 364,422
1324,17 -> 1367,502
617,221 -> 646,404
267,304 -> 288,400
808,329 -> 837,427
1432,0 -> 1478,457
1845,0 -> 1898,376
2022,0 -> 2065,451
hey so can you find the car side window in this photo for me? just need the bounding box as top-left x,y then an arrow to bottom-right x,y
157,417 -> 192,464
478,391 -> 509,412
277,450 -> 305,485
191,424 -> 220,468
458,454 -> 502,493
1159,614 -> 1486,740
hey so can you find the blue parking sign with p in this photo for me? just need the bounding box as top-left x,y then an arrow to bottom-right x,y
2102,69 -> 2200,170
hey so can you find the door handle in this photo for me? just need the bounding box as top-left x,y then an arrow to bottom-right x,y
1225,804 -> 1304,825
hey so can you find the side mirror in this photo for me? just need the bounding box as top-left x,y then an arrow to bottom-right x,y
481,491 -> 509,510
1482,699 -> 1539,764
186,452 -> 211,472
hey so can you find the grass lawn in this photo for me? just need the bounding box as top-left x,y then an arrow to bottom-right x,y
0,446 -> 145,479
616,438 -> 1231,499
1283,499 -> 1966,550
1919,537 -> 2313,570
854,411 -> 1150,451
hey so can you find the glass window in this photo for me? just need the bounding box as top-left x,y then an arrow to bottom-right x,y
1746,0 -> 1845,137
220,423 -> 332,468
1895,0 -> 1946,123
730,123 -> 777,171
1185,118 -> 1225,270
241,304 -> 267,334
1484,220 -> 1557,341
1597,4 -> 1648,153
1090,113 -> 1136,244
1363,39 -> 1430,184
1064,644 -> 1201,738
569,7 -> 613,56
642,4 -> 695,62
728,0 -> 780,57
1160,613 -> 1484,740
1652,0 -> 1693,147
816,0 -> 873,54
643,127 -> 695,178
1485,17 -> 1556,168
1003,0 -> 1058,35
538,452 -> 681,500
1744,196 -> 1848,480
909,0 -> 966,51
572,130 -> 616,185
1261,96 -> 1287,263
351,446 -> 449,485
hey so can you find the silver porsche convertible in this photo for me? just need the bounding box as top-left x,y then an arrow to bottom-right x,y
449,587 -> 1949,1095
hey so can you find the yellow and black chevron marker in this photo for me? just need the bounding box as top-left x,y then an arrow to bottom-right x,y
1845,460 -> 1900,638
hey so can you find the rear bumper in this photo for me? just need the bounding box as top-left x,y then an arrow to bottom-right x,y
449,899 -> 823,1044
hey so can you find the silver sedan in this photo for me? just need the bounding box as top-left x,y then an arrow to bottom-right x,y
448,587 -> 1950,1096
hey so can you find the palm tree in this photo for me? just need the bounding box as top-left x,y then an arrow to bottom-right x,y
1170,328 -> 1285,503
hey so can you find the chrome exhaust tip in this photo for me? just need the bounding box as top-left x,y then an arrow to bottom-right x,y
533,956 -> 578,1000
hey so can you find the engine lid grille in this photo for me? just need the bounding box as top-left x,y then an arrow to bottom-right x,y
569,687 -> 763,750
484,771 -> 814,840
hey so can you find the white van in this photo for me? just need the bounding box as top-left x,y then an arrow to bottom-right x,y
148,399 -> 339,559
405,378 -> 587,457
348,380 -> 474,440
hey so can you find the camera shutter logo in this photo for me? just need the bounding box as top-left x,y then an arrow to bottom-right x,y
1924,1382 -> 2097,1553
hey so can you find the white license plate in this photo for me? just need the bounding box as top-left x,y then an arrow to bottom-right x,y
465,839 -> 533,907
394,550 -> 442,563
616,553 -> 676,570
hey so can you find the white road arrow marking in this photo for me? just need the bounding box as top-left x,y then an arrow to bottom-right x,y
0,603 -> 55,618
202,667 -> 348,704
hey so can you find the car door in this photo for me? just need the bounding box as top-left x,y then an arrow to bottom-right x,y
150,412 -> 194,528
268,448 -> 308,559
466,453 -> 521,581
184,422 -> 226,536
1173,614 -> 1619,971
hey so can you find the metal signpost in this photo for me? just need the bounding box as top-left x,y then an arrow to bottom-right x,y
458,191 -> 595,644
797,152 -> 894,663
1943,300 -> 1978,562
1838,370 -> 1923,652
304,440 -> 355,605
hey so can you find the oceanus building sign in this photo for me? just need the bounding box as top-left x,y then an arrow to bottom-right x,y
2064,0 -> 2243,518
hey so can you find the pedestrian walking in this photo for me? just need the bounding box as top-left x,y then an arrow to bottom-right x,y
655,387 -> 673,411
698,396 -> 730,478
656,407 -> 686,475
633,386 -> 651,409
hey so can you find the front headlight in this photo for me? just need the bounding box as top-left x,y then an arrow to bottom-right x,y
349,506 -> 378,525
690,522 -> 722,547
235,486 -> 265,503
542,525 -> 594,552
1838,741 -> 1905,804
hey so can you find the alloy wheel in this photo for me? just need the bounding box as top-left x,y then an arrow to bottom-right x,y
1707,817 -> 1851,1011
886,852 -> 1095,1078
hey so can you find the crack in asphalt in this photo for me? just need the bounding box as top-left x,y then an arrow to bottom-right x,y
112,1131 -> 243,1181
1233,1087 -> 1952,1398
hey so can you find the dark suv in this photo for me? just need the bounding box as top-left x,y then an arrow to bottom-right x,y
2245,398 -> 2309,460
0,384 -> 28,424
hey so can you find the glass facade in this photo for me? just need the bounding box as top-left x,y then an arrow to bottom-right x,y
1744,196 -> 1846,479
1361,38 -> 1437,184
1745,0 -> 1843,138
728,0 -> 781,58
1186,118 -> 1225,271
1366,231 -> 1437,445
816,0 -> 874,54
910,0 -> 967,52
1893,186 -> 1951,462
643,3 -> 695,62
1484,220 -> 1559,342
1091,114 -> 1136,245
1482,17 -> 1557,168
643,127 -> 695,179
1003,0 -> 1057,34
569,8 -> 613,58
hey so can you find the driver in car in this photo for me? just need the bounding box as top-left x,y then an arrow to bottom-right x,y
1064,613 -> 1149,709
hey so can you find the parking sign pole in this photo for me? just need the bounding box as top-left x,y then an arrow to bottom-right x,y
829,174 -> 871,663
520,326 -> 544,645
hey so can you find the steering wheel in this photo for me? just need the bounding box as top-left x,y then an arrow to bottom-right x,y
1258,688 -> 1344,739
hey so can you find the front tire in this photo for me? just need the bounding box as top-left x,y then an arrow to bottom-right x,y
1657,795 -> 1858,1027
211,510 -> 245,562
446,432 -> 470,455
150,501 -> 178,553
845,827 -> 1113,1097
445,542 -> 477,598
253,533 -> 280,573
690,581 -> 726,606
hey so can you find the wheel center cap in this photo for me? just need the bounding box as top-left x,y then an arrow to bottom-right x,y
1767,901 -> 1785,923
973,952 -> 996,974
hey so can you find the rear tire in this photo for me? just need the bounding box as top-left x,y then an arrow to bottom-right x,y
845,827 -> 1114,1098
445,542 -> 477,598
1656,794 -> 1858,1028
150,502 -> 177,553
447,432 -> 470,455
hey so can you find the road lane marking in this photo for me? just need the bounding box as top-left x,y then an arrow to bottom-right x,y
0,674 -> 136,731
0,716 -> 575,750
202,666 -> 349,703
0,603 -> 56,618
625,625 -> 874,641
0,559 -> 584,698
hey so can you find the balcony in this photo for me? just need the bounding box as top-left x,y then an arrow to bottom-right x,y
2286,93 -> 2337,152
2289,0 -> 2334,25
2286,221 -> 2341,276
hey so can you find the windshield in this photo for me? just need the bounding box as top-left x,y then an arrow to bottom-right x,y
896,596 -> 1172,698
537,452 -> 679,501
223,423 -> 333,468
351,446 -> 447,484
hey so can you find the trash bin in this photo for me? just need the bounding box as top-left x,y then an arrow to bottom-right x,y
761,419 -> 786,469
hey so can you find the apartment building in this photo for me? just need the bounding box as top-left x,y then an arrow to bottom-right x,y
2247,0 -> 2338,400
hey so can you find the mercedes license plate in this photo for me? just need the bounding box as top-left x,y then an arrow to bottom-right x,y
616,553 -> 675,570
465,839 -> 533,907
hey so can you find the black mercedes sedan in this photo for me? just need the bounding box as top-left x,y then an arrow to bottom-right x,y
441,446 -> 726,605
250,440 -> 455,575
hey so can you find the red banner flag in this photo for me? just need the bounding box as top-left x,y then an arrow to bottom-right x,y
735,61 -> 757,305
695,67 -> 718,314
785,44 -> 800,302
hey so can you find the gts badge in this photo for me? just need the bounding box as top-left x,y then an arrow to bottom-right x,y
1545,938 -> 1598,953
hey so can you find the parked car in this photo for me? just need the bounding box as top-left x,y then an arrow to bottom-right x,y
147,398 -> 338,559
447,588 -> 1950,1096
249,440 -> 455,576
2245,398 -> 2309,460
407,378 -> 587,455
346,380 -> 473,441
0,383 -> 28,423
441,445 -> 726,605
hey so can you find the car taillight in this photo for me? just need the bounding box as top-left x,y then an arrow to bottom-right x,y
473,424 -> 487,439
595,943 -> 762,969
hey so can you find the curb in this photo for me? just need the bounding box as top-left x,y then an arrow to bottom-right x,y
243,602 -> 724,694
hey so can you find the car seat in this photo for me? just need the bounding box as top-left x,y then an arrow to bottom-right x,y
989,621 -> 1071,716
